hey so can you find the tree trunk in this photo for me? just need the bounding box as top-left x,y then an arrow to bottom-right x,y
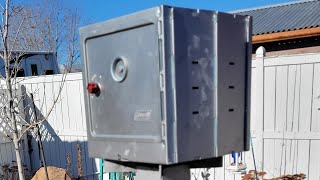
13,135 -> 25,180
5,62 -> 25,180
2,1 -> 25,178
5,75 -> 25,180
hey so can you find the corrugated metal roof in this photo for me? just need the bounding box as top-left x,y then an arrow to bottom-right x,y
231,0 -> 320,35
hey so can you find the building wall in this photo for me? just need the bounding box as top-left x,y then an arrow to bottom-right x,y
0,53 -> 60,77
252,36 -> 320,58
253,46 -> 320,58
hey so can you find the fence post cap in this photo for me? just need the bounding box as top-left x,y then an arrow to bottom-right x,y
256,46 -> 266,58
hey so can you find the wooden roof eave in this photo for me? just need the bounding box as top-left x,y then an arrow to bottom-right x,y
253,27 -> 320,44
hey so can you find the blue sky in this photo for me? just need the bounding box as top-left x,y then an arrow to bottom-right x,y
68,0 -> 294,25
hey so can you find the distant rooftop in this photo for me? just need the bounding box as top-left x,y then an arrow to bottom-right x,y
0,50 -> 53,55
231,0 -> 320,35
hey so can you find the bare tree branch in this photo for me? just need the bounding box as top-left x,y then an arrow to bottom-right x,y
18,71 -> 67,141
0,1 -> 82,179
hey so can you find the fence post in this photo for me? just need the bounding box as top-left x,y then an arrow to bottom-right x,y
253,46 -> 266,172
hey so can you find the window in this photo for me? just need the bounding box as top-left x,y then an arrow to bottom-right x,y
16,69 -> 25,77
44,70 -> 54,75
9,68 -> 25,77
31,64 -> 38,76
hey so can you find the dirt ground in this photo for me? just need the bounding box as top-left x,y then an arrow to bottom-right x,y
31,166 -> 72,180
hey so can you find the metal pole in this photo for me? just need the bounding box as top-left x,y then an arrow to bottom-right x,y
99,159 -> 104,180
30,93 -> 49,180
250,134 -> 259,180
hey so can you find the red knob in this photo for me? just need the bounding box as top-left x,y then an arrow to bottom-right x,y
87,82 -> 100,94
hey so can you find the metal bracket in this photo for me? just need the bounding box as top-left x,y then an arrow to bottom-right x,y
105,160 -> 190,180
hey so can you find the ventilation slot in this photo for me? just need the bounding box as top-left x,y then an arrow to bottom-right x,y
192,61 -> 199,64
192,86 -> 199,90
192,111 -> 199,115
160,91 -> 164,121
228,109 -> 234,112
229,62 -> 235,65
228,85 -> 235,89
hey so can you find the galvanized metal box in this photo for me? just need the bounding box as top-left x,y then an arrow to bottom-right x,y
80,5 -> 252,165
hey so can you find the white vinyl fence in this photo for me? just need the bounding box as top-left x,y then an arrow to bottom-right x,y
194,49 -> 320,180
1,48 -> 320,179
249,50 -> 320,180
0,74 -> 100,179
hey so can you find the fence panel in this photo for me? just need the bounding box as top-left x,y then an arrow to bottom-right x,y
192,52 -> 320,180
0,74 -> 99,179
